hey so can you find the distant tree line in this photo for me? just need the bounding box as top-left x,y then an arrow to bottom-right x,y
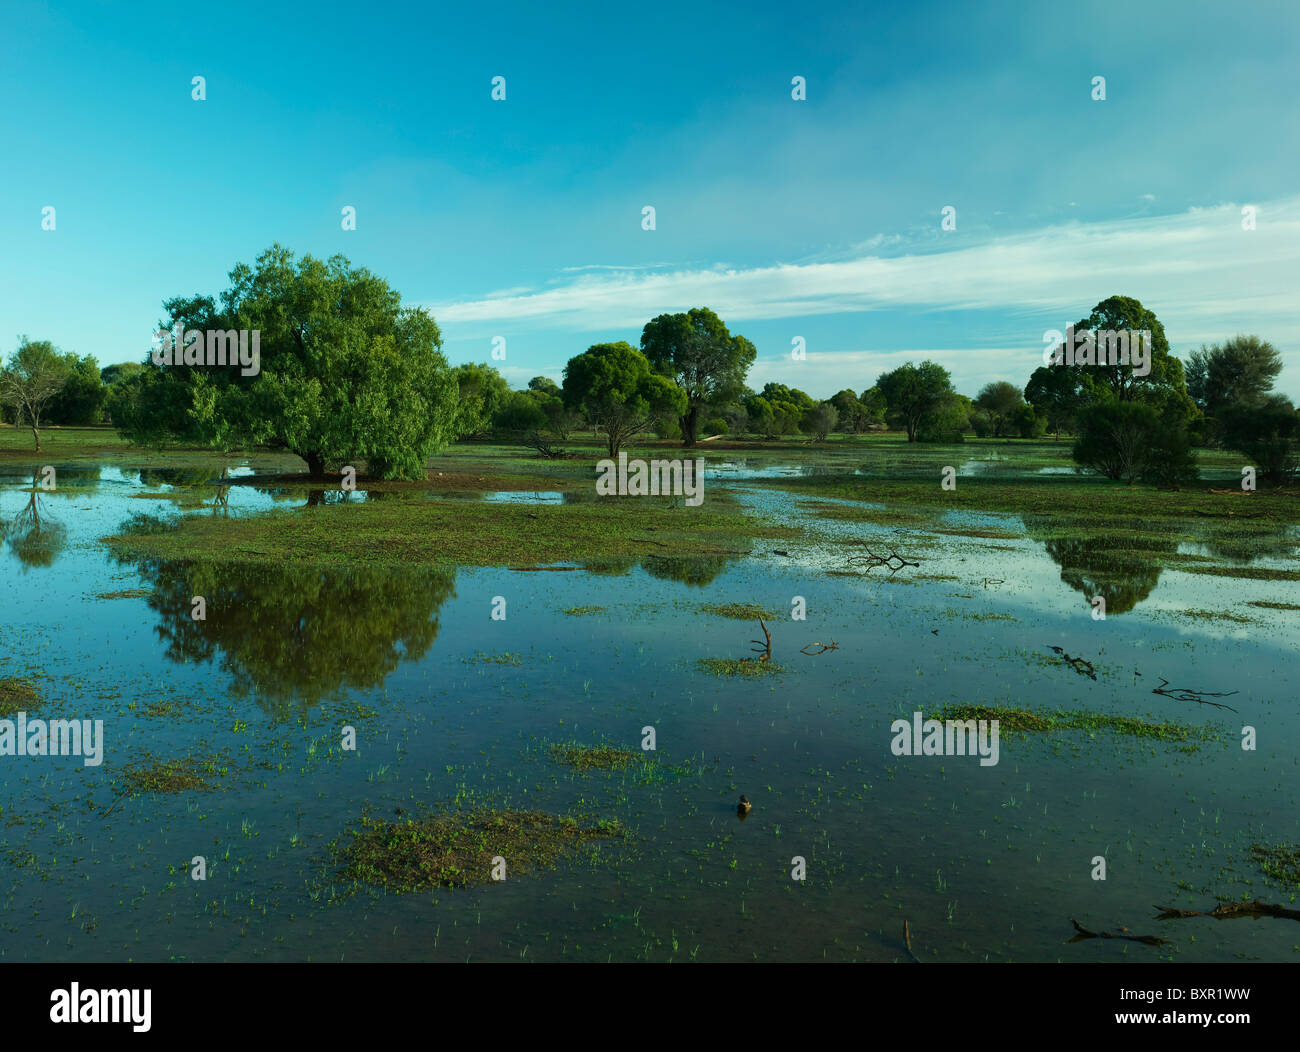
3,253 -> 1295,486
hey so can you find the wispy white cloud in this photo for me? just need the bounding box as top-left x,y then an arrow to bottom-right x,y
427,198 -> 1300,349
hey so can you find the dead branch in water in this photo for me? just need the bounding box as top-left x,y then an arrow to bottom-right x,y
517,431 -> 580,459
748,619 -> 772,662
847,545 -> 920,576
1069,918 -> 1170,946
902,920 -> 922,963
1047,645 -> 1097,681
1151,677 -> 1239,713
1154,899 -> 1300,923
800,641 -> 839,656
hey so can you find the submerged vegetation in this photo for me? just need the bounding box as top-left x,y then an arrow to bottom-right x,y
548,741 -> 641,771
104,757 -> 220,813
0,677 -> 40,717
104,489 -> 795,569
698,602 -> 778,620
1250,843 -> 1300,888
333,808 -> 627,891
696,657 -> 785,677
932,705 -> 1219,746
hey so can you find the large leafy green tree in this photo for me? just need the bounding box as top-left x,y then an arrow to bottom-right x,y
917,392 -> 971,442
744,394 -> 776,437
450,362 -> 511,438
874,361 -> 956,442
1010,403 -> 1047,438
830,389 -> 866,433
1061,296 -> 1190,413
1057,296 -> 1199,482
640,307 -> 756,446
112,245 -> 459,479
1072,400 -> 1197,486
1024,364 -> 1086,438
1220,394 -> 1300,485
45,353 -> 105,425
974,381 -> 1024,438
801,402 -> 839,441
101,361 -> 146,387
492,388 -> 549,433
1185,335 -> 1284,420
562,341 -> 686,456
830,388 -> 885,433
0,338 -> 72,451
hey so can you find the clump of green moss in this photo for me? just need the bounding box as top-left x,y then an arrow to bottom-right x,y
334,809 -> 626,891
1247,600 -> 1300,612
1250,843 -> 1300,887
462,652 -> 523,666
549,741 -> 640,771
562,605 -> 606,616
114,758 -> 215,795
933,705 -> 1055,732
932,705 -> 1217,745
115,511 -> 182,536
1180,608 -> 1252,623
698,602 -> 778,620
0,678 -> 40,717
94,588 -> 153,600
696,658 -> 785,677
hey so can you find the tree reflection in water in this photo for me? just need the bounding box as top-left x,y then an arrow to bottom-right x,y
1024,514 -> 1175,615
115,553 -> 457,717
1,471 -> 67,571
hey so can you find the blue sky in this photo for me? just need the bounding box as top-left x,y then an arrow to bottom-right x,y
3,0 -> 1299,399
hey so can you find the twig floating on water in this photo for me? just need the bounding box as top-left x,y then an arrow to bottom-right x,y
1151,677 -> 1239,713
847,545 -> 920,576
1047,645 -> 1097,680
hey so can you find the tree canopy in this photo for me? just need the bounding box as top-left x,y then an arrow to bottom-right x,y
0,338 -> 73,451
450,362 -> 511,438
111,245 -> 459,479
1186,335 -> 1284,419
640,307 -> 756,446
974,381 -> 1024,438
562,341 -> 686,456
874,361 -> 956,442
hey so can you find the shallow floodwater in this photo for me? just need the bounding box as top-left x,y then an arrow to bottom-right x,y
0,459 -> 1297,962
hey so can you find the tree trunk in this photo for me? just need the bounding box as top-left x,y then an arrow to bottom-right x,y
304,452 -> 326,478
681,405 -> 699,447
31,423 -> 41,452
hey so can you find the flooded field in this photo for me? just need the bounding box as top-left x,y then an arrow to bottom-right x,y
1,444 -> 1297,962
